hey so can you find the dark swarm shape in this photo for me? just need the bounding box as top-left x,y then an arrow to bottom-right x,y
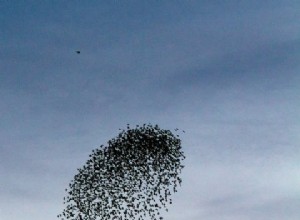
58,124 -> 185,220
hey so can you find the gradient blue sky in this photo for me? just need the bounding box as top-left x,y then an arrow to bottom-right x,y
1,1 -> 300,220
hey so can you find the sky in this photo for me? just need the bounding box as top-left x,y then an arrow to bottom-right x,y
1,1 -> 300,219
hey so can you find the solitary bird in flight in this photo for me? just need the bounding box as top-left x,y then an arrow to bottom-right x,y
76,51 -> 80,54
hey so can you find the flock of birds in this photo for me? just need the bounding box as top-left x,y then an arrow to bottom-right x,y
58,124 -> 185,220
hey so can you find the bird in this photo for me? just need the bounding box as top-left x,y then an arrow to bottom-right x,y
76,51 -> 80,54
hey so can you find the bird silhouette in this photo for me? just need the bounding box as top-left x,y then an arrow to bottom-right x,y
76,51 -> 80,54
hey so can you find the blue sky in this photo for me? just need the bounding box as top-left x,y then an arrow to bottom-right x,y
1,1 -> 300,220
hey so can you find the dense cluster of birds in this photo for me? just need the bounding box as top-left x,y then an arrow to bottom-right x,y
58,124 -> 185,220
